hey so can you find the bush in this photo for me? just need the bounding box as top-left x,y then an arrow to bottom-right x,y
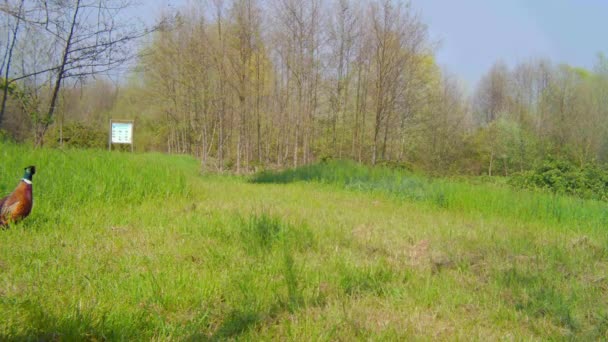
46,122 -> 107,149
510,158 -> 608,201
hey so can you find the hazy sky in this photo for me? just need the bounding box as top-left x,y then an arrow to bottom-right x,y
416,0 -> 608,88
134,0 -> 608,88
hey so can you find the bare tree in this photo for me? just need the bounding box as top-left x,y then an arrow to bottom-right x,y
368,0 -> 429,164
0,0 -> 24,128
473,61 -> 511,125
327,0 -> 358,158
227,0 -> 263,172
271,0 -> 322,167
1,0 -> 150,145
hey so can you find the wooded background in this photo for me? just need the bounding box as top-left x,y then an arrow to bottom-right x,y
1,0 -> 607,175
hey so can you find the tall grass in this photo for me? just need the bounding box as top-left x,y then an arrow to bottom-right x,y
2,144 -> 608,340
1,143 -> 193,226
252,160 -> 608,230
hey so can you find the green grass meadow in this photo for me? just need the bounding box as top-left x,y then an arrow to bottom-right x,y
1,143 -> 608,340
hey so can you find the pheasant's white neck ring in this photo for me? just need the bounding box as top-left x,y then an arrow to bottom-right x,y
22,178 -> 32,185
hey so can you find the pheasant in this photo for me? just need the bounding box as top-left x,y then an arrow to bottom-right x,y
0,166 -> 36,228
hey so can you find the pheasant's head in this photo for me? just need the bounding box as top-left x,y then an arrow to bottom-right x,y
23,166 -> 36,182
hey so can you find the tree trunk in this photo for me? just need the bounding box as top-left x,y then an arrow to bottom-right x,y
0,0 -> 24,128
488,150 -> 494,177
37,0 -> 81,147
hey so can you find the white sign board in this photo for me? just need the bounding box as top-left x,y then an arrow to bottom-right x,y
111,122 -> 133,144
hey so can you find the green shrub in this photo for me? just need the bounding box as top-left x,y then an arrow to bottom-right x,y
46,122 -> 107,149
510,158 -> 608,201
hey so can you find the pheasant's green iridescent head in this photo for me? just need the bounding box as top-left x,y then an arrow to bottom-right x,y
23,166 -> 36,181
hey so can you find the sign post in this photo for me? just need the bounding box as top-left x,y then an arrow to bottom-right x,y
109,119 -> 134,152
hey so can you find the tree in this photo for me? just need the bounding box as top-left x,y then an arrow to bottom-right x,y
473,61 -> 511,125
227,0 -> 264,172
1,0 -> 150,145
326,0 -> 358,158
368,0 -> 430,164
0,0 -> 24,128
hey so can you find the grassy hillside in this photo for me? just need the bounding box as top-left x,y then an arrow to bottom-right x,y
1,144 -> 608,340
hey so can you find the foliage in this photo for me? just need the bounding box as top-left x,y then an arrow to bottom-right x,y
510,158 -> 608,201
469,118 -> 540,176
45,122 -> 107,149
0,2 -> 606,178
0,79 -> 17,95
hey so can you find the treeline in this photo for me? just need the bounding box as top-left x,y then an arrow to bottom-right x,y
137,0 -> 458,173
472,58 -> 608,176
1,0 -> 607,176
